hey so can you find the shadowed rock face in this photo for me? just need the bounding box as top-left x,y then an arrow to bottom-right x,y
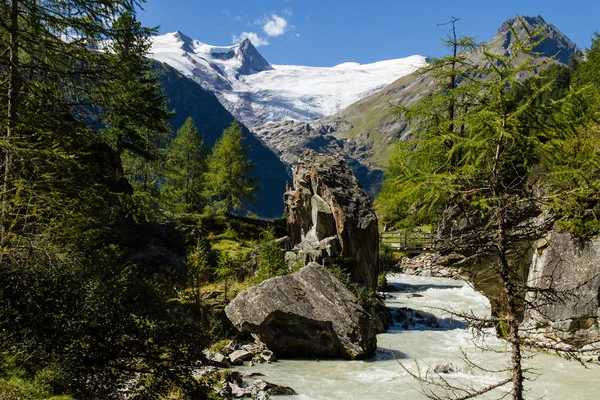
284,150 -> 379,288
523,230 -> 600,352
225,263 -> 377,360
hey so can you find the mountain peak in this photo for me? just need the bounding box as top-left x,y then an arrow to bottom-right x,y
236,37 -> 272,75
503,15 -> 546,28
171,30 -> 196,53
489,15 -> 582,64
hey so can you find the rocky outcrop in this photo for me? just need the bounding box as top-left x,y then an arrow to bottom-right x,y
284,150 -> 379,288
225,263 -> 377,360
236,38 -> 273,76
522,230 -> 600,361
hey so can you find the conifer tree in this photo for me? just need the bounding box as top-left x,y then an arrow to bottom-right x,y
100,12 -> 171,199
376,19 -> 480,227
0,1 -> 145,238
206,121 -> 259,214
385,19 -> 597,400
164,117 -> 209,213
0,2 -> 211,397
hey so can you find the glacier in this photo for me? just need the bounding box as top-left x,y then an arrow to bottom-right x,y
149,31 -> 427,127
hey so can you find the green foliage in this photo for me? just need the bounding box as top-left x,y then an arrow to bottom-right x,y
533,34 -> 600,237
376,273 -> 388,292
100,12 -> 171,204
163,117 -> 210,213
377,19 -> 600,239
376,21 -> 482,227
375,19 -> 600,399
187,237 -> 214,305
329,263 -> 380,311
254,230 -> 289,283
207,121 -> 259,214
0,2 -> 212,398
0,354 -> 71,400
379,243 -> 401,274
209,339 -> 233,356
215,251 -> 242,301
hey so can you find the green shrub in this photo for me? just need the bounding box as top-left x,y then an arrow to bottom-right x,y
253,230 -> 288,284
379,243 -> 401,274
377,273 -> 388,292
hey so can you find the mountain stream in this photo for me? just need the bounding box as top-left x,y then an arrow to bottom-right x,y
237,274 -> 600,399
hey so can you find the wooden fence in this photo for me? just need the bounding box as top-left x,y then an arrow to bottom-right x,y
380,230 -> 435,252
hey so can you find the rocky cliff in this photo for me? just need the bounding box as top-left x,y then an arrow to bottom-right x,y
284,150 -> 380,289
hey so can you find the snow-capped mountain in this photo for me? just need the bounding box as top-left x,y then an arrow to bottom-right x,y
149,31 -> 427,127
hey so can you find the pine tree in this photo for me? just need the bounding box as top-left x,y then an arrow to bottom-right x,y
163,117 -> 209,213
206,121 -> 259,214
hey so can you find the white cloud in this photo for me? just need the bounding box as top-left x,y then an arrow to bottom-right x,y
282,8 -> 293,17
263,14 -> 288,37
232,31 -> 269,47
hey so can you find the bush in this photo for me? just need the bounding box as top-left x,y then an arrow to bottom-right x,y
377,273 -> 389,292
379,243 -> 401,274
253,231 -> 288,283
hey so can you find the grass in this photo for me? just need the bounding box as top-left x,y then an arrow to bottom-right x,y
0,355 -> 74,400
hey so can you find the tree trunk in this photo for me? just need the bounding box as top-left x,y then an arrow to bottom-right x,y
2,0 -> 20,240
491,110 -> 524,400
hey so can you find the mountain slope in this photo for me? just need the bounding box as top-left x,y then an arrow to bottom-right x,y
253,16 -> 583,194
153,61 -> 290,218
149,32 -> 426,127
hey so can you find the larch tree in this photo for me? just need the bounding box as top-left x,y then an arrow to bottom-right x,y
375,18 -> 480,227
0,0 -> 144,239
163,116 -> 209,213
0,2 -> 211,397
206,121 -> 259,214
386,19 -> 597,400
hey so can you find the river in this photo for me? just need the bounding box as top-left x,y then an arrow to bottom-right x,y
237,274 -> 600,399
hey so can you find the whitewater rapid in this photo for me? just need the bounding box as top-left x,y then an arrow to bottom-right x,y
237,274 -> 600,399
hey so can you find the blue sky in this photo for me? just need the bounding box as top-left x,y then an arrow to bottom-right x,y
137,0 -> 599,66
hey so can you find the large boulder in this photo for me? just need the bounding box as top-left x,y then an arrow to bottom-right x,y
284,149 -> 379,288
522,230 -> 600,359
225,263 -> 377,360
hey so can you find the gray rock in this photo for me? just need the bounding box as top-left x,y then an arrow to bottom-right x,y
522,230 -> 600,353
228,382 -> 248,398
252,379 -> 297,396
284,150 -> 380,288
432,362 -> 458,374
203,349 -> 230,368
243,371 -> 265,378
229,349 -> 254,365
225,263 -> 377,359
261,350 -> 277,363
